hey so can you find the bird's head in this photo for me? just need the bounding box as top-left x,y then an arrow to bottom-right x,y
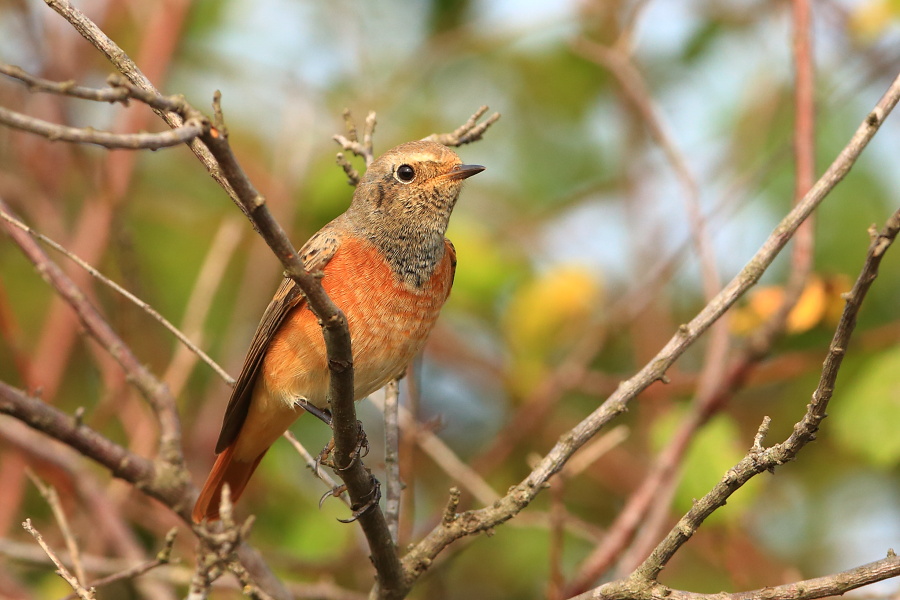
348,140 -> 484,238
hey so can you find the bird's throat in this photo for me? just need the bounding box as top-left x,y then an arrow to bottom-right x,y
370,229 -> 446,289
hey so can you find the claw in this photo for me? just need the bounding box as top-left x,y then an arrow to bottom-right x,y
319,484 -> 348,509
337,475 -> 381,523
335,420 -> 369,472
313,438 -> 336,475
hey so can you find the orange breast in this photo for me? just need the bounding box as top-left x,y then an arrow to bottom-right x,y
260,236 -> 454,408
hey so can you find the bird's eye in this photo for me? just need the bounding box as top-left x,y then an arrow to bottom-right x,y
395,164 -> 415,183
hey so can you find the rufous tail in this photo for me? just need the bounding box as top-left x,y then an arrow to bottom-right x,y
192,443 -> 267,523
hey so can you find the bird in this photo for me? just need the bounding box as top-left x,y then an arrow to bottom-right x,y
192,140 -> 484,522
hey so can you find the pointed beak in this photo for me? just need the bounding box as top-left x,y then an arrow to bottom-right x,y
442,163 -> 485,181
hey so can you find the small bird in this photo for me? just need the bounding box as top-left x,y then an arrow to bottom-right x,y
192,140 -> 484,522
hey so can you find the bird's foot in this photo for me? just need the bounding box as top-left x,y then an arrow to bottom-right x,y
335,420 -> 370,472
314,438 -> 336,475
337,473 -> 381,523
316,420 -> 368,473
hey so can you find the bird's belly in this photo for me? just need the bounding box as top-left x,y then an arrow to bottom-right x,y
261,242 -> 452,408
349,285 -> 446,397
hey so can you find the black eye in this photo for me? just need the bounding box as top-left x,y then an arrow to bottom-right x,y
395,164 -> 415,183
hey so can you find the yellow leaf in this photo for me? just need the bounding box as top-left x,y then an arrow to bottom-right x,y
850,0 -> 900,40
503,265 -> 602,394
731,275 -> 840,335
786,276 -> 826,333
823,274 -> 853,326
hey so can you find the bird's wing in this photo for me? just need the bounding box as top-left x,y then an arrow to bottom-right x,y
214,227 -> 341,453
444,237 -> 457,288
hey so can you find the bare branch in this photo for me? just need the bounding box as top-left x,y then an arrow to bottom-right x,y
424,106 -> 501,147
0,105 -> 205,149
335,152 -> 361,186
589,555 -> 900,600
23,519 -> 95,600
0,63 -> 131,103
400,71 -> 900,588
0,206 -> 233,385
61,529 -> 178,600
573,207 -> 900,599
639,206 -> 900,581
282,431 -> 350,508
0,198 -> 185,465
26,471 -> 87,586
383,380 -> 401,544
0,381 -> 186,508
333,109 -> 377,171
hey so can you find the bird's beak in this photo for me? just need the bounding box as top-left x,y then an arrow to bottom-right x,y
442,164 -> 485,181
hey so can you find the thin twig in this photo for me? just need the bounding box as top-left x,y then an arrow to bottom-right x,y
0,64 -> 187,116
368,395 -> 500,507
0,198 -> 185,465
333,109 -> 376,170
26,471 -> 87,586
0,206 -> 232,385
582,207 -> 900,599
424,106 -> 501,146
61,528 -> 179,600
22,519 -> 95,600
383,380 -> 401,544
0,105 -> 204,149
658,555 -> 900,600
282,431 -> 350,508
0,63 -> 131,103
400,71 -> 900,590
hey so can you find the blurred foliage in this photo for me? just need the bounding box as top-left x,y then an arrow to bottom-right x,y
1,0 -> 900,599
832,345 -> 900,467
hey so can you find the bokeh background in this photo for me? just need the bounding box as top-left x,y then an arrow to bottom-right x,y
1,0 -> 900,598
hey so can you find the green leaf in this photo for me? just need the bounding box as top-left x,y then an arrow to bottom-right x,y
652,410 -> 762,525
831,345 -> 900,467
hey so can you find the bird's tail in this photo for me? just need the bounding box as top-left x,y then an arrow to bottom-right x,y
192,443 -> 267,523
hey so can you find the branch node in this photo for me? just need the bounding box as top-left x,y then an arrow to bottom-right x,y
867,107 -> 884,127
212,90 -> 226,132
73,406 -> 85,427
752,416 -> 772,452
158,527 -> 179,562
442,487 -> 461,525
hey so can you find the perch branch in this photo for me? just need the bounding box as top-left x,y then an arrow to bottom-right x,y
198,94 -> 404,596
